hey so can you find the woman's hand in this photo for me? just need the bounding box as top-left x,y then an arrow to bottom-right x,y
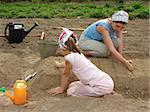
125,60 -> 133,71
48,87 -> 64,96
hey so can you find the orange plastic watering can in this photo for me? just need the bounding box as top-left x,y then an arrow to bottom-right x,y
5,80 -> 27,105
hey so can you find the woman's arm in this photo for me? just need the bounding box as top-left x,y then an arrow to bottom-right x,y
48,60 -> 72,95
116,31 -> 123,55
117,36 -> 123,55
96,26 -> 133,71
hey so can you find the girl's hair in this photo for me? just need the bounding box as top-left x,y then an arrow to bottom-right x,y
65,35 -> 81,54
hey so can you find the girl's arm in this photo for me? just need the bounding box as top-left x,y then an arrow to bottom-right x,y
48,60 -> 72,96
96,26 -> 133,71
61,60 -> 72,91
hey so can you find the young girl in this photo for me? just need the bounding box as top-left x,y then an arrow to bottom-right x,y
48,28 -> 114,97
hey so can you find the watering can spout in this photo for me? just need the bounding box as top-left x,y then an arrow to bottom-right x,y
24,21 -> 39,38
5,91 -> 14,102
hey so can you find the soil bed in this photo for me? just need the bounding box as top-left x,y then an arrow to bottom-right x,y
0,18 -> 149,112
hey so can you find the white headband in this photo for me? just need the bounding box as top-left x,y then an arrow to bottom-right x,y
112,10 -> 129,23
59,28 -> 78,49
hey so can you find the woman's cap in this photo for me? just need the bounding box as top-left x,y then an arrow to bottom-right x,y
59,28 -> 78,49
112,10 -> 129,23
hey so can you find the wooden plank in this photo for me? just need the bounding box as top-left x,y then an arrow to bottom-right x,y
52,27 -> 128,34
51,27 -> 84,31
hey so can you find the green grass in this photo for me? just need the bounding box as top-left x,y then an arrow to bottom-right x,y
0,2 -> 149,19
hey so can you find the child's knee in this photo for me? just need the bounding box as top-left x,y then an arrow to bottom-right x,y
67,86 -> 77,96
67,81 -> 81,96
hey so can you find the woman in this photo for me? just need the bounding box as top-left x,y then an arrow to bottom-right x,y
79,10 -> 133,71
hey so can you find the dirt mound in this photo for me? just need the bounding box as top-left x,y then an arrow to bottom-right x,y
0,51 -> 148,99
0,52 -> 33,87
27,56 -> 63,99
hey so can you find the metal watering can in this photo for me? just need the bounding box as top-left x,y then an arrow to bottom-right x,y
4,21 -> 39,43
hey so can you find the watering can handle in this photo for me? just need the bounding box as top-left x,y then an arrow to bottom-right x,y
4,23 -> 9,40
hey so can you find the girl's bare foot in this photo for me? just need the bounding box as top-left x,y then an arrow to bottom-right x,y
55,61 -> 65,68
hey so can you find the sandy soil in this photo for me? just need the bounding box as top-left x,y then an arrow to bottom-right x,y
0,18 -> 149,112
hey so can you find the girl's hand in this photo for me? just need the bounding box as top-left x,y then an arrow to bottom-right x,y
125,60 -> 133,71
48,87 -> 64,96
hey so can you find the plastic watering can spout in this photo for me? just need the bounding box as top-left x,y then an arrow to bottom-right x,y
5,91 -> 14,102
